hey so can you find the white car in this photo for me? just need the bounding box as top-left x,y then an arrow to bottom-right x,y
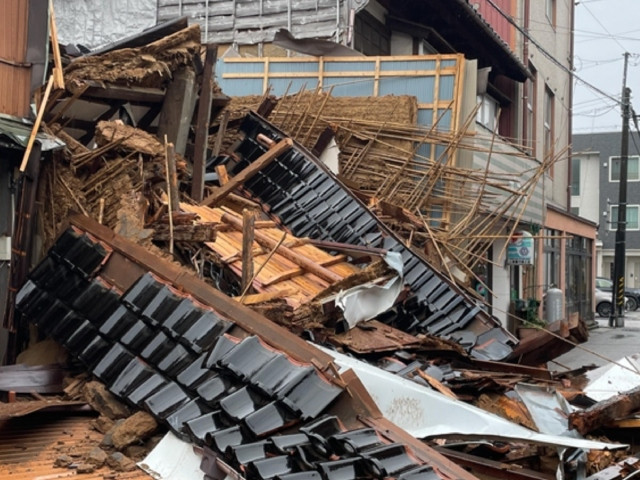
595,288 -> 631,317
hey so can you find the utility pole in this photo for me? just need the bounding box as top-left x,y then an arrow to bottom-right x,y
610,52 -> 631,327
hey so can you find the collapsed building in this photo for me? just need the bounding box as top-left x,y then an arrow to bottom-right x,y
0,3 -> 635,480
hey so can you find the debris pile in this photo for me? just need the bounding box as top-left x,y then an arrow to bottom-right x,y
0,17 -> 636,480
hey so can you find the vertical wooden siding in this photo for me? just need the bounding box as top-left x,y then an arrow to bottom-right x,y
0,0 -> 32,116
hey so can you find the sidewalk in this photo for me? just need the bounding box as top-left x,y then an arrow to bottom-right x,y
548,312 -> 640,372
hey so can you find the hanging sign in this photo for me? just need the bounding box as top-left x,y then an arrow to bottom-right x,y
507,231 -> 534,265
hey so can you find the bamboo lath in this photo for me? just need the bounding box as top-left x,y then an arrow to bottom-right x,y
219,88 -> 558,297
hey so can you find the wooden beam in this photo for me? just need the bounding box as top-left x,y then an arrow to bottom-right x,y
48,0 -> 65,90
69,80 -> 166,104
241,209 -> 256,293
157,68 -> 197,155
19,76 -> 54,173
192,44 -> 218,202
212,109 -> 230,157
569,384 -> 640,435
201,138 -> 293,207
221,211 -> 343,284
166,142 -> 180,214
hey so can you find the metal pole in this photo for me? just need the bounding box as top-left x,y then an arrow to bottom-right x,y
610,52 -> 631,327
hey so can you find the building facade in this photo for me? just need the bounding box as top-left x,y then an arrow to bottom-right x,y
573,132 -> 640,286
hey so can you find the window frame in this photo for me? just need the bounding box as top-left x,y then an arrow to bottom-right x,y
609,155 -> 640,182
523,66 -> 536,155
610,204 -> 640,231
543,86 -> 554,164
545,0 -> 556,26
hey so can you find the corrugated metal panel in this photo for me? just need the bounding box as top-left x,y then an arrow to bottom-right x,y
0,0 -> 30,116
0,0 -> 28,61
0,413 -> 153,480
0,64 -> 31,117
473,0 -> 515,50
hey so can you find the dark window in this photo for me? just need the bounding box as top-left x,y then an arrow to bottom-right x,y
354,11 -> 390,56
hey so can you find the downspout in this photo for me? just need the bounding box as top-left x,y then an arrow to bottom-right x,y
567,0 -> 575,211
522,0 -> 530,144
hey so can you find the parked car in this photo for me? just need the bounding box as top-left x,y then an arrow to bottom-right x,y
596,276 -> 640,311
595,288 -> 631,317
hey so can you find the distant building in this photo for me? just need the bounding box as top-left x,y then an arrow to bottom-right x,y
572,132 -> 640,286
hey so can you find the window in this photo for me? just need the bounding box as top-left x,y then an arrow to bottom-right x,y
544,228 -> 560,289
476,94 -> 499,130
571,157 -> 581,195
609,156 -> 640,182
523,70 -> 536,154
543,87 -> 554,162
610,205 -> 640,230
546,0 -> 556,25
571,206 -> 580,216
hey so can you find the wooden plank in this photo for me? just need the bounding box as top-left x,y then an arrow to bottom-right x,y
216,165 -> 229,185
201,138 -> 293,207
241,209 -> 256,293
19,76 -> 54,173
48,0 -> 65,90
192,43 -> 218,202
157,68 -> 197,156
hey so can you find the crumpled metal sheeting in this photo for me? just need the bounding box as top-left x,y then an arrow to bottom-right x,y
15,227 -> 343,446
215,112 -> 516,361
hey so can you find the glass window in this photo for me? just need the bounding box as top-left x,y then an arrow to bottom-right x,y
544,229 -> 560,289
610,205 -> 640,230
543,87 -> 554,162
610,156 -> 640,182
524,68 -> 536,154
571,157 -> 581,195
546,0 -> 556,25
476,94 -> 499,130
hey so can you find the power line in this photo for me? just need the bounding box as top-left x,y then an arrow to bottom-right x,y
484,0 -> 623,107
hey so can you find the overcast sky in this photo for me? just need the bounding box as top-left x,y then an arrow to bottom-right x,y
573,0 -> 640,134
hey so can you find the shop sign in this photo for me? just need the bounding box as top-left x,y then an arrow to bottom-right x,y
507,231 -> 534,265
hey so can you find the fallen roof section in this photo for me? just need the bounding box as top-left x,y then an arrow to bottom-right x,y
208,112 -> 518,361
12,213 -> 483,480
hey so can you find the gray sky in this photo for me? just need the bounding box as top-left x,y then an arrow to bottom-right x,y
573,0 -> 640,134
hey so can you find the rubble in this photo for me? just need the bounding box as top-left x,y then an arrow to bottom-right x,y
0,14 -> 637,480
111,411 -> 158,449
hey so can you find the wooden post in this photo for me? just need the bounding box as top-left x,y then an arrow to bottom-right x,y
157,68 -> 197,156
241,209 -> 256,293
166,142 -> 180,213
221,212 -> 343,284
201,138 -> 293,207
212,109 -> 230,157
192,44 -> 218,202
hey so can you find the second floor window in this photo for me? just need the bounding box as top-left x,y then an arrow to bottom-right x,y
610,156 -> 640,182
546,0 -> 556,26
543,87 -> 554,162
571,157 -> 581,195
477,94 -> 499,131
610,205 -> 640,230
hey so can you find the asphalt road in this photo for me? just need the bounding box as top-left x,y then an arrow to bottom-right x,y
548,309 -> 640,372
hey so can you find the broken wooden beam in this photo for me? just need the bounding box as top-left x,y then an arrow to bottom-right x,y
158,67 -> 197,156
569,384 -> 640,435
241,209 -> 256,294
201,138 -> 293,207
192,43 -> 218,202
166,142 -> 180,213
68,80 -> 167,104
